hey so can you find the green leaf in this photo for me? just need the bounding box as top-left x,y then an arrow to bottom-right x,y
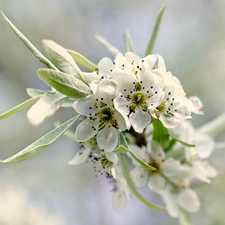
123,30 -> 135,52
26,88 -> 45,98
95,34 -> 120,55
67,49 -> 98,71
38,69 -> 91,98
197,112 -> 225,138
42,40 -> 85,81
152,118 -> 170,150
27,91 -> 68,125
178,208 -> 193,225
145,6 -> 166,56
1,116 -> 79,164
118,153 -> 165,210
0,96 -> 41,121
1,12 -> 58,70
119,133 -> 156,171
170,135 -> 196,148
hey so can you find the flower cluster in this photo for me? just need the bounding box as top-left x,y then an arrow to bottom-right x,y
68,51 -> 216,216
0,11 -> 220,224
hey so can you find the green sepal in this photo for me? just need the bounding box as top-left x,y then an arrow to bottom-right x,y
119,133 -> 156,171
0,116 -> 79,164
145,6 -> 166,56
27,91 -> 68,125
118,153 -> 165,210
67,49 -> 98,71
42,40 -> 85,81
0,96 -> 41,121
152,118 -> 170,150
123,30 -> 135,52
1,12 -> 57,70
114,145 -> 129,153
178,208 -> 193,225
38,69 -> 91,98
95,34 -> 120,55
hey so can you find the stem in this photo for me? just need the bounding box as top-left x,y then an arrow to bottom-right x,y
197,112 -> 225,138
215,142 -> 225,150
118,153 -> 164,210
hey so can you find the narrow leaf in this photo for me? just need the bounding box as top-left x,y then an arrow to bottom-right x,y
42,40 -> 85,81
197,112 -> 225,138
0,96 -> 41,121
1,116 -> 79,164
178,208 -> 193,225
27,91 -> 68,125
119,133 -> 156,171
38,69 -> 91,98
95,34 -> 120,55
215,142 -> 225,150
67,49 -> 98,71
123,30 -> 135,52
26,88 -> 45,98
118,153 -> 165,210
1,12 -> 58,70
170,135 -> 196,148
152,118 -> 170,150
145,6 -> 166,56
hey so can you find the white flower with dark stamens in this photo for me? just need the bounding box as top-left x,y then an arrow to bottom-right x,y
111,69 -> 164,133
98,52 -> 157,79
73,79 -> 130,153
150,55 -> 192,128
129,141 -> 180,195
162,186 -> 201,218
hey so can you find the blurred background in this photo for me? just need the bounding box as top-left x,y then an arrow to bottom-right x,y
0,0 -> 225,224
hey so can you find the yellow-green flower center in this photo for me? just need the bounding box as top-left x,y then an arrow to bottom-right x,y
99,106 -> 116,125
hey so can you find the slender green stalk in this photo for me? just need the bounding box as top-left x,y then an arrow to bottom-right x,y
145,6 -> 166,56
197,112 -> 225,138
118,153 -> 164,210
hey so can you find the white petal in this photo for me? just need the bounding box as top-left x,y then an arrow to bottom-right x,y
188,96 -> 204,115
129,145 -> 150,164
98,57 -> 114,78
75,119 -> 98,142
202,161 -> 217,178
114,96 -> 130,115
116,113 -> 131,131
195,134 -> 214,159
149,141 -> 165,162
130,167 -> 148,187
162,187 -> 179,218
159,114 -> 181,129
82,71 -> 100,85
110,70 -> 136,94
105,152 -> 118,164
177,189 -> 201,213
130,109 -> 151,133
148,174 -> 165,195
157,54 -> 166,72
141,54 -> 157,70
162,158 -> 180,177
112,191 -> 126,212
97,126 -> 118,152
73,95 -> 97,116
67,148 -> 90,165
192,160 -> 211,183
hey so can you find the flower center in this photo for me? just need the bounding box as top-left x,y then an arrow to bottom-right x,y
100,152 -> 113,169
99,106 -> 116,125
131,91 -> 147,111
